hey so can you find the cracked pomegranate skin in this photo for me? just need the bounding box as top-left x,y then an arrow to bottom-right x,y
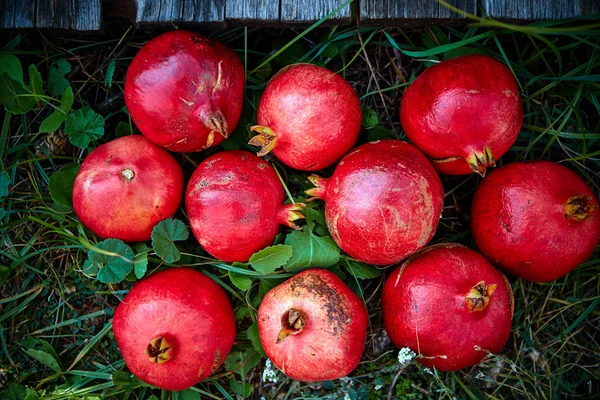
72,135 -> 183,242
253,63 -> 361,170
258,269 -> 368,381
400,55 -> 523,176
471,161 -> 600,282
306,140 -> 444,265
113,268 -> 236,391
186,150 -> 303,262
125,30 -> 244,152
382,244 -> 514,371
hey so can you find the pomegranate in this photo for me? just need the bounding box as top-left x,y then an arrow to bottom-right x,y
305,140 -> 444,265
113,268 -> 236,390
400,55 -> 523,176
185,150 -> 304,262
471,161 -> 600,282
73,135 -> 183,242
125,30 -> 244,152
382,244 -> 514,371
249,63 -> 361,171
258,269 -> 368,381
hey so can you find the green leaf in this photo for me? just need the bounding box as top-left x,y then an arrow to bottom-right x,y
0,72 -> 35,114
362,106 -> 379,128
0,55 -> 24,84
224,347 -> 261,378
343,259 -> 383,279
228,379 -> 252,398
22,338 -> 62,373
0,384 -> 38,400
229,271 -> 253,291
105,60 -> 116,88
177,389 -> 200,400
28,64 -> 43,102
85,239 -> 134,284
65,107 -> 105,148
115,121 -> 132,137
247,322 -> 265,357
284,224 -> 341,272
151,219 -> 189,264
132,243 -> 149,279
367,125 -> 396,142
48,163 -> 80,208
0,171 -> 9,198
47,59 -> 71,96
248,244 -> 293,274
254,62 -> 272,81
40,86 -> 74,133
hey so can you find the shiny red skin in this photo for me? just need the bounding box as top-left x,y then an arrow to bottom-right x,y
113,268 -> 236,390
256,63 -> 362,170
382,245 -> 514,371
186,150 -> 292,262
400,55 -> 523,175
125,30 -> 245,152
258,269 -> 368,381
73,135 -> 183,242
471,161 -> 600,282
315,140 -> 444,265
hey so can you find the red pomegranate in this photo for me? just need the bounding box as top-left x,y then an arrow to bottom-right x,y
258,269 -> 368,381
471,161 -> 600,282
185,150 -> 304,262
305,140 -> 444,265
113,268 -> 236,390
249,63 -> 361,171
382,244 -> 514,371
400,55 -> 523,176
125,30 -> 245,152
73,135 -> 183,242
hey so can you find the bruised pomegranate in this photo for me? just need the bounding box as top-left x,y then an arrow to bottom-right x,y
382,244 -> 514,371
400,55 -> 523,176
113,268 -> 236,390
305,140 -> 444,265
125,30 -> 244,152
73,135 -> 183,242
250,63 -> 361,171
258,269 -> 368,381
471,161 -> 600,282
186,150 -> 304,262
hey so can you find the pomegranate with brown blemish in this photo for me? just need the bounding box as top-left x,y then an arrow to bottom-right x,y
305,140 -> 444,265
249,63 -> 361,171
400,55 -> 523,176
258,269 -> 368,381
73,135 -> 183,242
382,244 -> 514,371
113,268 -> 236,390
125,30 -> 244,152
185,150 -> 305,262
471,161 -> 600,282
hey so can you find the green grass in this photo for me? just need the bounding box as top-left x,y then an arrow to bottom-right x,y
1,11 -> 599,400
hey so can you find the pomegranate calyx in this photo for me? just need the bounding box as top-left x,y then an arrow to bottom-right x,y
564,195 -> 596,221
145,335 -> 174,364
465,146 -> 496,177
277,203 -> 306,230
198,105 -> 229,139
465,281 -> 497,312
276,308 -> 305,344
120,168 -> 135,182
304,174 -> 329,201
249,126 -> 278,157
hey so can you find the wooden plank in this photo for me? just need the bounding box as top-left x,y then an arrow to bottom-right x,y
0,0 -> 35,28
134,0 -> 225,24
36,0 -> 102,30
226,0 -> 279,24
280,0 -> 352,23
360,0 -> 477,24
482,0 -> 600,19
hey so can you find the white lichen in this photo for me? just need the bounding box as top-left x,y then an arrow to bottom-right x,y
262,359 -> 279,383
397,347 -> 416,365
